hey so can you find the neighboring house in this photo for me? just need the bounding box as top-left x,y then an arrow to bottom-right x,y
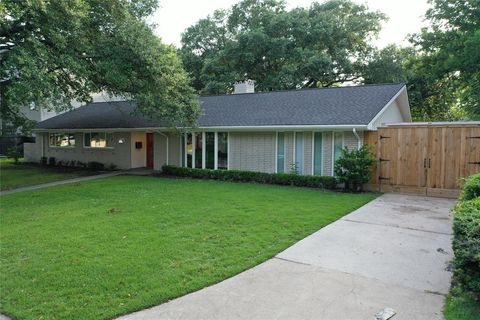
28,81 -> 411,176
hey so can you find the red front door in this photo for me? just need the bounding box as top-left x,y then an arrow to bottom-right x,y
146,133 -> 154,169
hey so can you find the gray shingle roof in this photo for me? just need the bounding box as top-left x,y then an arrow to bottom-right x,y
36,83 -> 405,130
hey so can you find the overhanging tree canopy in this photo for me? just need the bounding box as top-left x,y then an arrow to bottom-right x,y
180,0 -> 386,95
1,0 -> 200,133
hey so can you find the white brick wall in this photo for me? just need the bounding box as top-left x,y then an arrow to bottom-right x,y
229,132 -> 276,173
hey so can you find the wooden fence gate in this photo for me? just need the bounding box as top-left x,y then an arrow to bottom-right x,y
365,123 -> 480,198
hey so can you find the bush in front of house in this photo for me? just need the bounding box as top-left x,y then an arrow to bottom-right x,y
460,173 -> 480,201
6,146 -> 22,164
334,145 -> 376,192
452,173 -> 480,298
87,161 -> 105,171
48,157 -> 56,166
161,165 -> 338,190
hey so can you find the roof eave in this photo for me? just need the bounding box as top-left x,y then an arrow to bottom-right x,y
33,124 -> 369,133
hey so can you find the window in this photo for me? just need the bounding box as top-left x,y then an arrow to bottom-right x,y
181,135 -> 186,167
49,133 -> 75,147
186,133 -> 193,167
182,132 -> 228,170
217,132 -> 228,170
314,132 -> 323,175
205,132 -> 215,169
333,132 -> 343,163
277,132 -> 285,173
84,132 -> 112,148
295,132 -> 304,174
194,133 -> 203,168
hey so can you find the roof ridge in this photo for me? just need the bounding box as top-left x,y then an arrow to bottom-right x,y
200,82 -> 405,98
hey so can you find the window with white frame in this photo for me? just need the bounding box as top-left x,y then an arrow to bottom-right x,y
313,132 -> 323,175
182,132 -> 228,169
276,132 -> 285,173
84,132 -> 113,148
49,133 -> 76,147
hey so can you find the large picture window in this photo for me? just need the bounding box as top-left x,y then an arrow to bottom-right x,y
217,132 -> 228,170
277,132 -> 285,173
313,132 -> 323,175
84,132 -> 112,148
194,133 -> 203,168
295,132 -> 304,174
49,133 -> 75,147
186,133 -> 193,167
333,132 -> 343,162
182,132 -> 228,170
205,132 -> 215,169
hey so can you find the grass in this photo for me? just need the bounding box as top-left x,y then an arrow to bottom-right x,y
0,176 -> 377,319
0,158 -> 93,191
444,287 -> 480,320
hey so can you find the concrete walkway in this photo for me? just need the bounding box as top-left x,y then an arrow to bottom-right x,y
0,172 -> 122,196
118,194 -> 455,320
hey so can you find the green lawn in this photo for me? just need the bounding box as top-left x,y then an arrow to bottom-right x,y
0,176 -> 377,319
0,158 -> 93,191
444,287 -> 480,320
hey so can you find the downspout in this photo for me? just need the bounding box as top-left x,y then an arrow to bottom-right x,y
352,128 -> 361,149
155,131 -> 169,166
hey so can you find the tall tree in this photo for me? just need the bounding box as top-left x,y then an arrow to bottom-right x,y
363,45 -> 463,120
180,0 -> 385,95
411,0 -> 480,119
1,0 -> 200,134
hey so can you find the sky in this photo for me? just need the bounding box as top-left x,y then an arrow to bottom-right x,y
151,0 -> 431,48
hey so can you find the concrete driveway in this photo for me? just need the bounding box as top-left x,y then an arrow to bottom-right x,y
118,194 -> 456,320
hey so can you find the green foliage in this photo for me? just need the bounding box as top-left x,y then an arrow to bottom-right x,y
452,174 -> 480,298
1,0 -> 200,133
0,176 -> 376,319
87,161 -> 105,171
47,157 -> 56,166
161,165 -> 338,189
180,0 -> 385,94
5,146 -> 22,164
452,198 -> 480,296
0,160 -> 90,191
444,286 -> 480,320
410,0 -> 480,120
460,173 -> 480,201
334,146 -> 375,192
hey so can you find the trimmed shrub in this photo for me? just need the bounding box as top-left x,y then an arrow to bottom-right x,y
334,145 -> 376,192
452,197 -> 480,297
460,173 -> 480,201
40,156 -> 48,166
48,157 -> 56,166
161,165 -> 337,190
87,161 -> 105,171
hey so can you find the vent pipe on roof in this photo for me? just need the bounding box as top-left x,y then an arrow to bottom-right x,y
233,79 -> 255,94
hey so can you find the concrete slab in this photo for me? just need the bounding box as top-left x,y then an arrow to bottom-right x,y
117,194 -> 455,320
343,193 -> 455,235
277,219 -> 453,294
118,259 -> 444,320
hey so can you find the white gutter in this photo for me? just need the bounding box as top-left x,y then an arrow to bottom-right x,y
33,124 -> 368,133
352,128 -> 361,149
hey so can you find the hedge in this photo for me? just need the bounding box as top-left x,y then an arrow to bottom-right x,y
452,173 -> 480,297
160,165 -> 337,190
460,173 -> 480,201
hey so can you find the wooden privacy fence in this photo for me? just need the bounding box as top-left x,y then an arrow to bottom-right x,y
364,122 -> 480,198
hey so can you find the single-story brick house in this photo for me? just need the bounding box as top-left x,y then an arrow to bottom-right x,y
29,81 -> 411,175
